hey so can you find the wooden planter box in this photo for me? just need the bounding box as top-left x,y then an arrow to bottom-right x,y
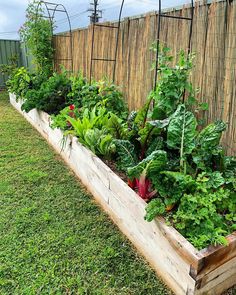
10,93 -> 236,295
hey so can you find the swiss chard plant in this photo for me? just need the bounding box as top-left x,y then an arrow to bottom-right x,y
113,47 -> 236,250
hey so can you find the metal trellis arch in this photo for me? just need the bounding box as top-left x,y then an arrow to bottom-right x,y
35,1 -> 73,72
89,0 -> 125,83
153,0 -> 194,90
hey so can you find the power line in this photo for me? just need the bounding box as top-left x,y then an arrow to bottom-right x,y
56,10 -> 88,24
102,0 -> 137,11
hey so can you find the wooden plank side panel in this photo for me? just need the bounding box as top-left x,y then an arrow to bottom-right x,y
197,232 -> 236,278
107,188 -> 196,295
195,256 -> 236,295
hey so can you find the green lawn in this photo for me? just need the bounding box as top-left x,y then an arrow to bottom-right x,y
0,91 -> 172,294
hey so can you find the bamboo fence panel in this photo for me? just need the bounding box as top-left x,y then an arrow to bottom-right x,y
53,0 -> 236,155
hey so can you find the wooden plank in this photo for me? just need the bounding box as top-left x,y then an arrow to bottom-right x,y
107,168 -> 203,271
195,256 -> 236,294
197,232 -> 236,278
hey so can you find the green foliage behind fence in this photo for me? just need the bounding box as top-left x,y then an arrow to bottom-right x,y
0,39 -> 32,88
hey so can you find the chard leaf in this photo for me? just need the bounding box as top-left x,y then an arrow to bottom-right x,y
193,121 -> 227,170
158,171 -> 197,201
146,137 -> 164,156
127,111 -> 137,130
138,124 -> 155,146
134,96 -> 152,128
223,156 -> 236,178
127,150 -> 167,179
167,104 -> 197,155
196,120 -> 226,151
113,139 -> 138,172
148,118 -> 170,129
106,113 -> 126,139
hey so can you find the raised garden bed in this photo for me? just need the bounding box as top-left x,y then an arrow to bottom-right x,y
10,93 -> 236,295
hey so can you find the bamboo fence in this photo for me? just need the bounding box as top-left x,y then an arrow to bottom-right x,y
54,0 -> 236,155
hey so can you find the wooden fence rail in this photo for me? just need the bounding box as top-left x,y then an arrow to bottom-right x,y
54,0 -> 236,155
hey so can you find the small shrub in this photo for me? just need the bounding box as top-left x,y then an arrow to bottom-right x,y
21,70 -> 71,114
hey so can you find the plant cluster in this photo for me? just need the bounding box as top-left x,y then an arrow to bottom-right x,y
19,0 -> 54,76
114,48 -> 235,249
7,67 -> 32,99
7,45 -> 236,250
0,55 -> 19,77
50,76 -> 128,157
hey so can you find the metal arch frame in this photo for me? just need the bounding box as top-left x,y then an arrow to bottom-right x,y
35,1 -> 73,72
89,0 -> 125,83
153,0 -> 194,90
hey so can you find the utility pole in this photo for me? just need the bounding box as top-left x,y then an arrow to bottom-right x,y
88,0 -> 102,24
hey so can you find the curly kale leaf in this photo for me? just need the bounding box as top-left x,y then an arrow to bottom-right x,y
173,188 -> 232,249
145,199 -> 166,222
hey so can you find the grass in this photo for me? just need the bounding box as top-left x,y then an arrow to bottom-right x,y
0,91 -> 172,295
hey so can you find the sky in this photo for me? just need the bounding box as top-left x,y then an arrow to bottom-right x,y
0,0 -> 191,40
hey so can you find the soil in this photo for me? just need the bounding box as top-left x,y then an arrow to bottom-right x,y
102,158 -> 128,183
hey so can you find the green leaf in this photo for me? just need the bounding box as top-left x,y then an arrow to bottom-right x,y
97,134 -> 115,157
197,172 -> 225,189
148,118 -> 170,129
146,137 -> 164,156
156,171 -> 196,203
134,96 -> 152,128
107,113 -> 126,139
83,129 -> 101,153
196,120 -> 227,152
145,199 -> 166,222
199,102 -> 209,111
127,150 -> 167,179
223,156 -> 236,179
113,140 -> 138,172
192,120 -> 227,170
167,104 -> 197,155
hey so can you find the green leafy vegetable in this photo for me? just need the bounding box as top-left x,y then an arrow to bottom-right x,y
145,199 -> 166,222
113,140 -> 138,171
127,150 -> 167,179
167,104 -> 197,171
